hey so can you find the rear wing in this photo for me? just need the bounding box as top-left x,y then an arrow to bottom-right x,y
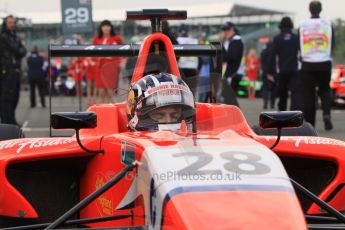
49,43 -> 222,57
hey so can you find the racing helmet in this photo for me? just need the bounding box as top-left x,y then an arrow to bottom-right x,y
127,73 -> 195,131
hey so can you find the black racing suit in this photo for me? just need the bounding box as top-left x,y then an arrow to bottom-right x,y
27,51 -> 46,108
0,29 -> 26,125
261,43 -> 276,109
222,34 -> 243,106
268,28 -> 301,111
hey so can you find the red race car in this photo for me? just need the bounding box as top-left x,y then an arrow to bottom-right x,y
331,65 -> 345,106
0,9 -> 345,230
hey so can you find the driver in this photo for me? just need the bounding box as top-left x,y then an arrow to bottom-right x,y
127,73 -> 195,131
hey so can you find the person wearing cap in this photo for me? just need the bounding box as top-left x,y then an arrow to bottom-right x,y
220,22 -> 243,106
268,16 -> 300,111
299,0 -> 334,130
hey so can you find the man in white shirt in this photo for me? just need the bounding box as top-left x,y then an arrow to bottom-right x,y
299,0 -> 334,130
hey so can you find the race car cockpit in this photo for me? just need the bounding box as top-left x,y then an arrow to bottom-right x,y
49,9 -> 223,135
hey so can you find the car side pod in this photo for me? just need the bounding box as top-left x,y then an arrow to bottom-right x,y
51,112 -> 104,154
259,111 -> 303,149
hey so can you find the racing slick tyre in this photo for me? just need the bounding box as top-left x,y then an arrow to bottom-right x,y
252,121 -> 318,136
0,124 -> 24,141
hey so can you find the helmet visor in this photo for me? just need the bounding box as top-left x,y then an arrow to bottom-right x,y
138,83 -> 195,116
135,84 -> 195,130
136,104 -> 195,131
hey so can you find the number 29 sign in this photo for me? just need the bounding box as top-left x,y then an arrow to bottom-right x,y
61,0 -> 93,34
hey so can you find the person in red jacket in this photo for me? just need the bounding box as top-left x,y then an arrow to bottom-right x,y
92,20 -> 124,103
245,48 -> 260,99
69,57 -> 87,97
85,57 -> 97,105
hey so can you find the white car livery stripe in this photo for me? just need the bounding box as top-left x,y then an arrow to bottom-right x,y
136,144 -> 294,229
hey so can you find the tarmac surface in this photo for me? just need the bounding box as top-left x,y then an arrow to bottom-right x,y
16,90 -> 345,141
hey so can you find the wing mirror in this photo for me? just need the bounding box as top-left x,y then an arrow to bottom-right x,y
259,111 -> 303,149
51,112 -> 103,154
259,111 -> 303,129
51,112 -> 97,130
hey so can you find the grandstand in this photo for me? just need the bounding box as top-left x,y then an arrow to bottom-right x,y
2,3 -> 291,51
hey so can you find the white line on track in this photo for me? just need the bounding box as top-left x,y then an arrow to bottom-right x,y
22,127 -> 50,132
22,120 -> 29,129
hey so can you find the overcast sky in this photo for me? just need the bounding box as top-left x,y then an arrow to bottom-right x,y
0,0 -> 344,25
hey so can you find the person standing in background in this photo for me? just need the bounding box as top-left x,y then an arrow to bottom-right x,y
268,16 -> 300,111
261,42 -> 276,109
74,33 -> 87,99
245,48 -> 260,100
46,61 -> 59,96
221,22 -> 243,107
177,24 -> 199,97
197,36 -> 211,102
68,57 -> 86,97
85,57 -> 97,105
92,20 -> 124,103
0,15 -> 26,125
299,1 -> 334,130
75,33 -> 96,105
162,20 -> 178,45
27,45 -> 46,108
